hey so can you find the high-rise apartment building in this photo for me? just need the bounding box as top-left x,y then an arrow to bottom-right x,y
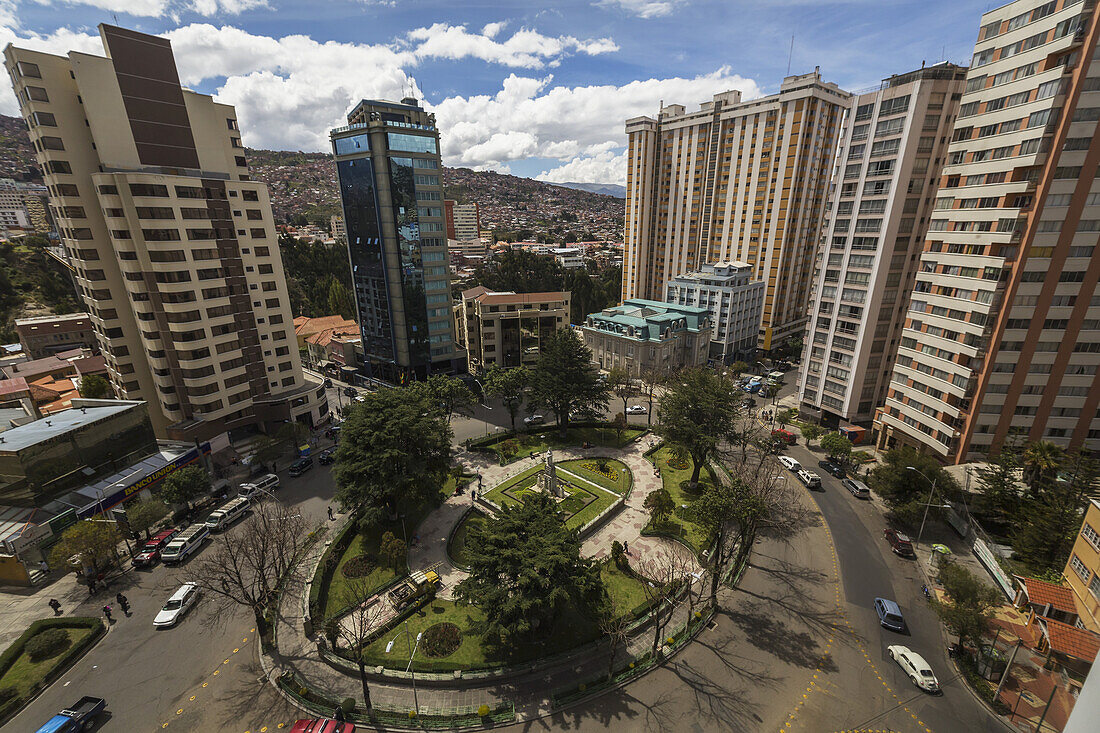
331,98 -> 461,382
444,200 -> 481,242
453,286 -> 570,374
875,0 -> 1100,461
623,70 -> 849,352
4,25 -> 328,440
798,64 -> 968,427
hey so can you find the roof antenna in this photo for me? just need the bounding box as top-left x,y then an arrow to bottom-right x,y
112,13 -> 119,24
787,36 -> 794,76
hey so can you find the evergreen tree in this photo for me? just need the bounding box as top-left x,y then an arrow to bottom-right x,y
528,329 -> 610,437
483,366 -> 528,432
657,367 -> 741,485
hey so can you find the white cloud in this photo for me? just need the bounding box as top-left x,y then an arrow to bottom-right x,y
537,149 -> 627,184
431,68 -> 762,182
596,0 -> 684,19
406,23 -> 618,69
189,0 -> 269,15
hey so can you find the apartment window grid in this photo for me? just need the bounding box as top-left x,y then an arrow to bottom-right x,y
1083,522 -> 1100,553
1070,553 -> 1092,583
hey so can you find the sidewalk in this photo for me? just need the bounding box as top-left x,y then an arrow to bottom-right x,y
0,572 -> 86,651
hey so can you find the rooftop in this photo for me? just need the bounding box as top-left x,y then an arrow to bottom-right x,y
1044,617 -> 1100,662
584,299 -> 711,342
1022,576 -> 1077,615
0,401 -> 139,453
461,286 -> 568,305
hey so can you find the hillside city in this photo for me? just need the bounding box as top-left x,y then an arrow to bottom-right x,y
0,2 -> 1099,733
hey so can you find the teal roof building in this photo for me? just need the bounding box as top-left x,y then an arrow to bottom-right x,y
581,299 -> 712,376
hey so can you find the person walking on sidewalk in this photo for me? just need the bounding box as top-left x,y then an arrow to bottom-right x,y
48,598 -> 62,615
115,593 -> 129,615
102,605 -> 113,623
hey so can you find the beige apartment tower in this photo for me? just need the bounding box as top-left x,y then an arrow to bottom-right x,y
4,25 -> 327,440
623,70 -> 849,352
798,64 -> 968,427
876,0 -> 1100,461
454,286 -> 570,374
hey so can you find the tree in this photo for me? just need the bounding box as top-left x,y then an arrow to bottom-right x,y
974,445 -> 1022,528
607,366 -> 637,418
657,368 -> 741,485
410,373 -> 477,421
597,606 -> 632,680
868,448 -> 960,529
48,520 -> 122,576
483,366 -> 528,432
252,435 -> 284,474
637,367 -> 667,427
125,498 -> 168,541
643,488 -> 675,525
454,492 -> 603,642
326,279 -> 354,319
187,502 -> 316,639
472,248 -> 565,294
930,561 -> 1003,651
775,408 -> 794,429
528,329 -> 610,437
800,423 -> 823,446
1022,441 -> 1063,496
635,552 -> 693,658
77,374 -> 112,399
379,531 -> 407,573
329,574 -> 389,714
820,432 -> 853,462
611,412 -> 627,442
1013,449 -> 1098,572
728,361 -> 749,378
335,387 -> 452,528
160,466 -> 210,511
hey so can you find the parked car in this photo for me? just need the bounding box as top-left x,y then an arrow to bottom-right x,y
154,582 -> 200,628
842,477 -> 871,499
875,597 -> 906,632
626,405 -> 648,415
771,429 -> 797,445
818,459 -> 846,478
318,447 -> 336,465
239,473 -> 280,499
343,386 -> 357,397
745,382 -> 762,394
322,378 -> 333,388
523,414 -> 544,426
797,469 -> 822,490
290,719 -> 355,733
34,696 -> 106,733
132,528 -> 179,569
778,455 -> 801,471
883,528 -> 916,557
289,457 -> 314,477
888,645 -> 940,693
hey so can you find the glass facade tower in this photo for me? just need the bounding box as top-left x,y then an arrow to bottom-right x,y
331,98 -> 459,382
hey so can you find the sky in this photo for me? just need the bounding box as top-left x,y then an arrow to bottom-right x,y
2,0 -> 984,184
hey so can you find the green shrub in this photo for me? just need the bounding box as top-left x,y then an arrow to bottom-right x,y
0,688 -> 15,705
24,628 -> 71,662
421,622 -> 461,658
339,554 -> 375,578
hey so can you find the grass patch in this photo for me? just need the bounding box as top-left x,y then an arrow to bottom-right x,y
644,445 -> 715,553
491,426 -> 644,463
560,458 -> 632,495
323,532 -> 399,619
602,562 -> 648,618
357,598 -> 603,672
0,620 -> 99,716
448,510 -> 489,568
482,465 -> 619,531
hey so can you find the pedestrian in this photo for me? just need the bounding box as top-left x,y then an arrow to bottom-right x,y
327,506 -> 334,521
38,560 -> 49,575
87,579 -> 96,596
48,598 -> 61,615
102,605 -> 112,622
116,593 -> 129,614
624,541 -> 629,555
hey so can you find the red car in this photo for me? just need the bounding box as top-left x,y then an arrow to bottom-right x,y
132,528 -> 179,569
290,719 -> 355,733
771,429 -> 797,445
883,528 -> 916,558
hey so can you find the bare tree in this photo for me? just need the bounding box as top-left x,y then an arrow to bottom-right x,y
635,551 -> 694,659
598,608 -> 633,680
187,502 -> 317,637
330,575 -> 390,715
637,367 -> 667,427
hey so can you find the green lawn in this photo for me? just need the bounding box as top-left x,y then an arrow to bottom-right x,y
492,426 -> 645,463
323,531 -> 400,619
447,510 -> 489,568
602,562 -> 648,618
482,465 -> 620,531
559,458 -> 633,495
644,445 -> 715,553
0,625 -> 95,699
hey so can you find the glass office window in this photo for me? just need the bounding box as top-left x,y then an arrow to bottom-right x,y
333,134 -> 371,155
388,133 -> 438,154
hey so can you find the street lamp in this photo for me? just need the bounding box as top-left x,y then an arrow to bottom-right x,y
385,621 -> 423,716
906,466 -> 942,549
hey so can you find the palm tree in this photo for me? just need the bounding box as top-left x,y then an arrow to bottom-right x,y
1023,441 -> 1063,494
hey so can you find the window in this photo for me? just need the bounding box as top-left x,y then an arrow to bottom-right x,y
387,133 -> 437,154
1070,554 -> 1091,583
875,117 -> 904,137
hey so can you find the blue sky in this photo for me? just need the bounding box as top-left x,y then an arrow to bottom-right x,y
3,0 -> 982,183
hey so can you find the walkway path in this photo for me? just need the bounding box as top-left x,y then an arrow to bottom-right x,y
407,434 -> 701,602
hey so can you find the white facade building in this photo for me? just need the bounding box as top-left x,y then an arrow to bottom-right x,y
664,261 -> 765,363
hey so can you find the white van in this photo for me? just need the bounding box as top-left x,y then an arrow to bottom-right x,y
161,524 -> 210,565
239,473 -> 280,499
205,497 -> 250,532
768,371 -> 785,383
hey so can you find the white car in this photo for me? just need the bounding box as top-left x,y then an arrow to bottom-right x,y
154,582 -> 200,628
887,645 -> 940,693
796,469 -> 822,489
626,405 -> 648,415
778,455 -> 801,471
523,414 -> 544,425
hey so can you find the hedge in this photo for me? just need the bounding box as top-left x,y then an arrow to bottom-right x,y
0,616 -> 104,725
308,514 -> 361,621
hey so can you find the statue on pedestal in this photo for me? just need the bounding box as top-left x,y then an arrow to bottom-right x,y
536,449 -> 563,498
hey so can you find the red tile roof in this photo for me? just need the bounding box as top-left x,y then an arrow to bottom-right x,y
294,316 -> 356,337
0,377 -> 29,398
1023,577 -> 1078,614
1045,618 -> 1100,662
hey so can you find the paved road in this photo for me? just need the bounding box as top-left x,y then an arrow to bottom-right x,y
3,466 -> 335,733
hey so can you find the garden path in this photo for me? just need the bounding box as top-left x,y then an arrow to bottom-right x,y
405,434 -> 701,601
